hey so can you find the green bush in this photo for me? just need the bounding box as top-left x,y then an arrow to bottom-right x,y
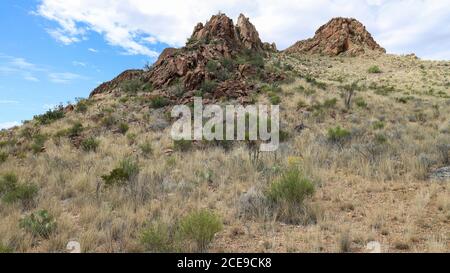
75,98 -> 89,113
118,122 -> 129,134
122,79 -> 143,94
101,115 -> 117,128
322,98 -> 337,108
354,97 -> 368,108
0,243 -> 13,253
0,173 -> 38,207
237,49 -> 264,68
173,139 -> 192,152
81,137 -> 100,152
34,105 -> 65,125
268,93 -> 281,105
0,151 -> 7,164
139,141 -> 153,157
141,222 -> 176,253
101,158 -> 139,187
267,169 -> 314,206
179,210 -> 223,252
327,126 -> 351,144
150,96 -> 170,108
31,134 -> 47,154
68,122 -> 83,137
200,80 -> 218,94
20,210 -> 56,238
368,65 -> 382,74
266,168 -> 315,224
372,121 -> 385,130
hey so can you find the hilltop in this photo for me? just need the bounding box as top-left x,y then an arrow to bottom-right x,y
0,13 -> 449,253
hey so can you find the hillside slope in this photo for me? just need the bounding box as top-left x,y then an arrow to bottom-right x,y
0,14 -> 449,253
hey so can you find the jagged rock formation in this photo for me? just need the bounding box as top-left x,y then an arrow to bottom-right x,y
90,70 -> 142,97
90,13 -> 281,104
285,17 -> 385,56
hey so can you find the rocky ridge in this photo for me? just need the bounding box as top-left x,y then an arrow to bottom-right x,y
285,17 -> 386,56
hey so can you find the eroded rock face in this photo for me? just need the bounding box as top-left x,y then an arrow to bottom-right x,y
88,13 -> 281,102
90,69 -> 143,97
285,17 -> 385,56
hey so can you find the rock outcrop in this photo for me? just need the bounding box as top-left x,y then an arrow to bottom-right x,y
89,13 -> 281,103
285,17 -> 385,56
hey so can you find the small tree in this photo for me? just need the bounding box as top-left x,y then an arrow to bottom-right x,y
340,81 -> 360,110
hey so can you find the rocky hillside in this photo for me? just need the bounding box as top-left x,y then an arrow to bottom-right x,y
0,13 -> 449,253
285,17 -> 386,56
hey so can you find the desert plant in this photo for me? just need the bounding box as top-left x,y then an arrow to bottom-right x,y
150,96 -> 170,108
327,126 -> 351,144
139,141 -> 153,157
75,98 -> 89,113
101,158 -> 139,187
31,134 -> 47,154
0,173 -> 38,207
118,122 -> 129,134
200,80 -> 218,94
368,65 -> 382,74
81,137 -> 100,152
268,93 -> 281,105
266,168 -> 315,224
0,151 -> 7,164
121,79 -> 142,94
20,210 -> 56,238
354,97 -> 368,108
340,81 -> 360,110
34,105 -> 65,125
68,122 -> 83,137
141,221 -> 177,253
0,243 -> 12,253
179,210 -> 223,252
173,139 -> 192,152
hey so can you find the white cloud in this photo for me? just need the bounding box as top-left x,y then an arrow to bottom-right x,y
72,61 -> 87,67
0,121 -> 20,130
36,0 -> 450,60
88,48 -> 98,53
48,72 -> 86,84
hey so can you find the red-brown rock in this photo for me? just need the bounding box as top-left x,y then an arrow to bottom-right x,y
285,17 -> 385,56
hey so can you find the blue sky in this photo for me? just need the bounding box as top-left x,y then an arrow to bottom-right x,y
1,0 -> 449,129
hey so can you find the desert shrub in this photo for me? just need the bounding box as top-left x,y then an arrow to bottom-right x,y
20,210 -> 56,239
372,121 -> 385,130
327,126 -> 351,144
81,137 -> 100,152
141,221 -> 177,253
101,115 -> 117,128
340,81 -> 360,110
139,141 -> 153,157
261,84 -> 282,94
266,168 -> 315,224
34,105 -> 65,125
179,210 -> 223,252
374,133 -> 388,144
68,122 -> 83,137
305,75 -> 327,90
122,79 -> 142,94
437,144 -> 450,165
101,158 -> 139,187
0,151 -> 7,164
118,122 -> 129,134
368,65 -> 382,74
237,49 -> 264,68
322,98 -> 337,108
150,96 -> 170,108
0,244 -> 12,253
354,97 -> 368,108
31,134 -> 47,154
168,81 -> 185,97
0,173 -> 38,207
268,93 -> 281,105
200,80 -> 218,94
296,99 -> 308,109
339,230 -> 352,252
173,139 -> 192,152
75,98 -> 89,113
